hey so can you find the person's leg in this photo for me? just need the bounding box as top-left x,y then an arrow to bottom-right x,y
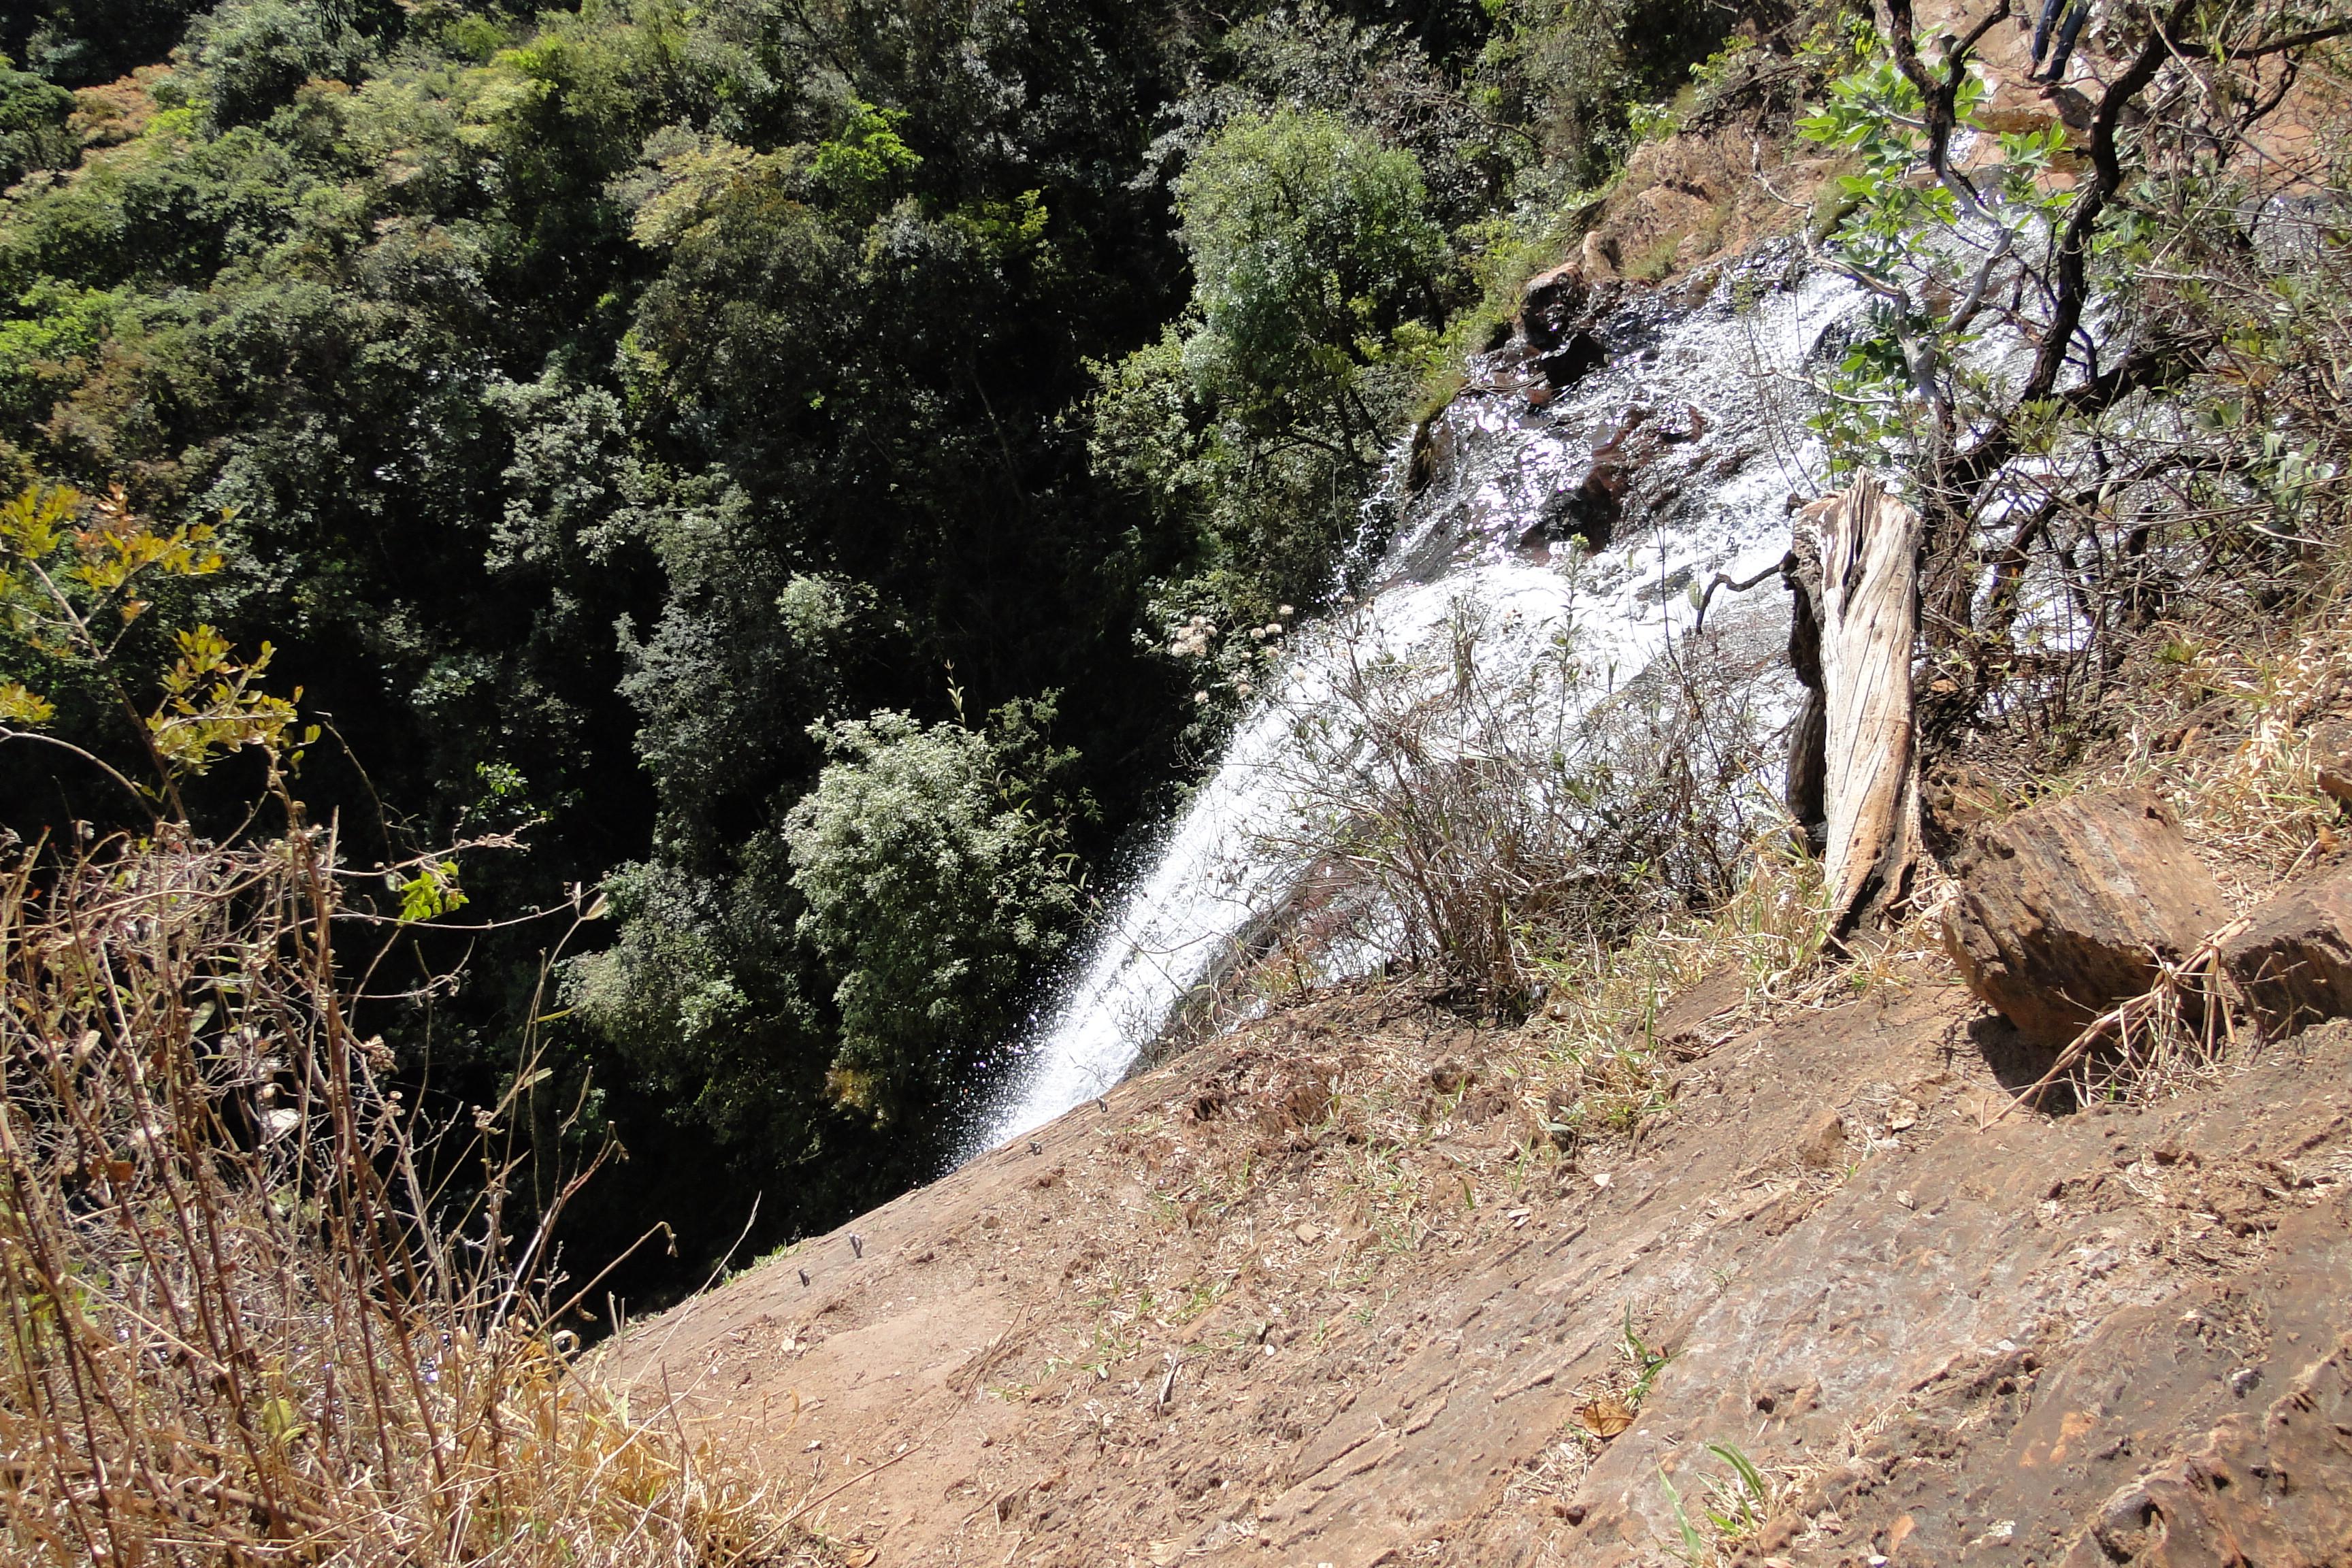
2042,0 -> 2091,82
2031,0 -> 2070,70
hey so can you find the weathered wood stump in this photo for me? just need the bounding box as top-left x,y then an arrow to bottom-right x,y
1798,478 -> 1923,934
2223,866 -> 2352,1039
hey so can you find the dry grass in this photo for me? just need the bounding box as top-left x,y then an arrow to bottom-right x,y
0,826 -> 821,1568
1523,829 -> 1950,1153
1260,595 -> 1788,1010
1172,809 -> 1959,1174
2002,917 -> 2253,1117
2101,615 -> 2352,900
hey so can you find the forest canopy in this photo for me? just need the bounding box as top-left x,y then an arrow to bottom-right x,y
0,0 -> 1750,1294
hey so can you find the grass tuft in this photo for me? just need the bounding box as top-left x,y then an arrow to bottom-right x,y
0,828 -> 819,1568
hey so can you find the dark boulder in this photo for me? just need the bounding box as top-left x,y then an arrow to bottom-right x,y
1943,788 -> 2231,1047
1534,329 -> 1609,390
1517,263 -> 1589,353
2222,867 -> 2352,1039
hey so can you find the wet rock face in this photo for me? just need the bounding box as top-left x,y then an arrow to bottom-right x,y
1534,331 -> 1609,391
1516,264 -> 1615,393
1387,244 -> 1850,587
1517,262 -> 1595,353
1518,463 -> 1625,553
1943,788 -> 2232,1047
2223,867 -> 2352,1039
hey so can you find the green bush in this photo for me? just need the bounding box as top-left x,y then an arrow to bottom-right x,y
1476,0 -> 1744,185
1092,106 -> 1448,676
2,0 -> 206,88
784,700 -> 1089,1129
569,696 -> 1087,1179
1177,106 -> 1445,431
0,61 -> 73,188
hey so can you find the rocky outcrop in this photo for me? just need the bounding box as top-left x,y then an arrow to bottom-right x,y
1631,964 -> 1744,1058
1944,788 -> 2232,1047
1514,262 -> 1614,393
2058,1333 -> 2352,1567
1516,261 -> 1587,349
2223,866 -> 2352,1039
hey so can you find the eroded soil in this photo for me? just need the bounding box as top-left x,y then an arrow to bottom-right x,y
607,974 -> 2352,1566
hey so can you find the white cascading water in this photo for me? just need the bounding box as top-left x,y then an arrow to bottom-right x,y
977,251 -> 1863,1151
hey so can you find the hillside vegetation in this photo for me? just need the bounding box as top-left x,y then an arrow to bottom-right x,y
0,0 -> 1762,1286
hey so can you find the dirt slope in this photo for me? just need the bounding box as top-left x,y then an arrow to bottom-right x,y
606,974 -> 2352,1566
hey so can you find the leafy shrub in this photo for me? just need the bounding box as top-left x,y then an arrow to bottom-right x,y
1092,107 -> 1448,652
570,697 -> 1088,1176
783,699 -> 1090,1128
1,0 -> 207,88
1785,5 -> 2352,770
0,61 -> 73,186
1177,107 -> 1446,426
1149,5 -> 1512,230
1476,0 -> 1746,184
180,0 -> 393,127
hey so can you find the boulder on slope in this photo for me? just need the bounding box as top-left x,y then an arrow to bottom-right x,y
2223,866 -> 2352,1039
1943,787 -> 2230,1047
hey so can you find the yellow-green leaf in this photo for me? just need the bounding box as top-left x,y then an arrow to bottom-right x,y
0,680 -> 54,724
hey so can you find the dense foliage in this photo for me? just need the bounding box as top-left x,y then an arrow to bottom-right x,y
1793,0 -> 2352,763
0,0 -> 1747,1296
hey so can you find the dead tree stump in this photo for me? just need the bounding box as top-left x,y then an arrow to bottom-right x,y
1808,477 -> 1922,934
1782,531 -> 1827,854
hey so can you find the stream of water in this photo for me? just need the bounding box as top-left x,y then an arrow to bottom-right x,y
976,252 -> 1862,1152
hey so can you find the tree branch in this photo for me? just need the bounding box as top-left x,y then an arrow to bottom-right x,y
2215,19 -> 2352,59
1957,338 -> 2191,498
1880,1 -> 2012,218
2016,1 -> 2193,410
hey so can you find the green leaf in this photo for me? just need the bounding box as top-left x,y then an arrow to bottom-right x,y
399,860 -> 469,924
1657,1466 -> 1708,1565
0,679 -> 53,724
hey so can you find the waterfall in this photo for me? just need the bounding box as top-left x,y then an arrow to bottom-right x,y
976,251 -> 1863,1151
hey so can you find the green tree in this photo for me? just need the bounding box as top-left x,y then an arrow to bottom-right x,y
1797,0 -> 2352,738
0,61 -> 74,187
1178,107 -> 1445,451
783,700 -> 1088,1132
1474,0 -> 1742,186
1093,107 -> 1446,659
2,0 -> 207,88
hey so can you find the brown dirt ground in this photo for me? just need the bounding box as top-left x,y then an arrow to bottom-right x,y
606,965 -> 2352,1567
